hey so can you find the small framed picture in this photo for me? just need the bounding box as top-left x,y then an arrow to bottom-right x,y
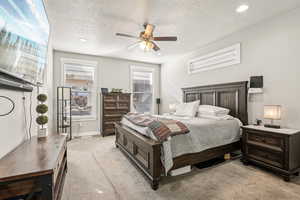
101,88 -> 108,94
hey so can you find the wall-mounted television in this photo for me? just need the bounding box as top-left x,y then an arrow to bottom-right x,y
0,0 -> 50,91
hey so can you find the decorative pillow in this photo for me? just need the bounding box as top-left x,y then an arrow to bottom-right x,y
175,100 -> 200,117
198,105 -> 230,117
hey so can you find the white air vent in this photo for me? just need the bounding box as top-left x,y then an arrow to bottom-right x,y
188,43 -> 241,74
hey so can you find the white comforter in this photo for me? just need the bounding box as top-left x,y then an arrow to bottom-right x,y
121,115 -> 242,174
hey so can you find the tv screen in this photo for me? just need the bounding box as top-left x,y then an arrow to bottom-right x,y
0,0 -> 50,85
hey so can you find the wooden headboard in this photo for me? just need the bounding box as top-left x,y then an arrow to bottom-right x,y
182,81 -> 248,125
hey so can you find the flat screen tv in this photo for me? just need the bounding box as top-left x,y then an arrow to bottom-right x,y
0,0 -> 50,90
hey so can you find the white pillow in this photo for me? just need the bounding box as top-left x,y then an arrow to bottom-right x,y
175,100 -> 200,117
198,105 -> 230,117
198,114 -> 234,120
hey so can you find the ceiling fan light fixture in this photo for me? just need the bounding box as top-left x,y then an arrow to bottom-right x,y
116,23 -> 178,52
146,41 -> 154,50
139,41 -> 153,51
236,4 -> 249,13
139,41 -> 147,50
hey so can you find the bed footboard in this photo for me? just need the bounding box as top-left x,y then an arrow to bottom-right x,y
115,123 -> 162,190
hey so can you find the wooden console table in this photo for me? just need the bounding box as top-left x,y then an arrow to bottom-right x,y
0,135 -> 67,200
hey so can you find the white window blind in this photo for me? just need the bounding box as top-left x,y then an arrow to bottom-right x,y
65,64 -> 94,82
188,43 -> 241,74
131,67 -> 154,114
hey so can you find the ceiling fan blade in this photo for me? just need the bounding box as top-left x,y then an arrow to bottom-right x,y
116,33 -> 139,39
153,36 -> 178,41
144,24 -> 155,37
151,41 -> 160,52
127,41 -> 141,50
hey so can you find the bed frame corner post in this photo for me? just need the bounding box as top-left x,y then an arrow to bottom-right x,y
151,143 -> 162,190
151,180 -> 159,190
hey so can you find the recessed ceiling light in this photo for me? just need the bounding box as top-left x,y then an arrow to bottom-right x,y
80,38 -> 87,42
236,4 -> 249,13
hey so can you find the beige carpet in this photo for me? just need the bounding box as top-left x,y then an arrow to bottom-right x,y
61,136 -> 300,200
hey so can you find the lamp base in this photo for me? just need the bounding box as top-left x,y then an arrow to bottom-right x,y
264,124 -> 281,129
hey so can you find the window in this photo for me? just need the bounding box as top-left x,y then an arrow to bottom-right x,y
188,43 -> 241,74
61,58 -> 97,120
131,66 -> 154,114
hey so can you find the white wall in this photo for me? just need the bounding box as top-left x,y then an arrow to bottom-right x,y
53,50 -> 161,136
0,90 -> 35,159
161,8 -> 300,129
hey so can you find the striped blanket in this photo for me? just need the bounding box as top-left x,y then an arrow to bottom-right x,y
123,113 -> 190,142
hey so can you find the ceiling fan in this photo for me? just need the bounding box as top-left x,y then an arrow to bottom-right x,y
116,23 -> 178,52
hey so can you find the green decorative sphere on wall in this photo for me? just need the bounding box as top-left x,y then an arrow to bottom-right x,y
37,94 -> 47,102
36,115 -> 48,125
36,104 -> 48,114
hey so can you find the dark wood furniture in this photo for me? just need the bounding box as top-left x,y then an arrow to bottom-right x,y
101,93 -> 131,136
241,125 -> 300,181
0,135 -> 67,200
57,87 -> 72,140
115,81 -> 248,190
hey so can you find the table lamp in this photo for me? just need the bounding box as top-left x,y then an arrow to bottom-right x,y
169,104 -> 177,113
264,105 -> 281,129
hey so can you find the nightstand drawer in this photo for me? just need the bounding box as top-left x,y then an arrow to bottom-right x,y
246,130 -> 284,150
247,145 -> 283,168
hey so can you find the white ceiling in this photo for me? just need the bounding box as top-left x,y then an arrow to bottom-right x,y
45,0 -> 300,63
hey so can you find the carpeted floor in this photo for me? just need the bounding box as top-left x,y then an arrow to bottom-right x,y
61,136 -> 300,200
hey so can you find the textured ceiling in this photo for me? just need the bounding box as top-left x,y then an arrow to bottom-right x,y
45,0 -> 300,63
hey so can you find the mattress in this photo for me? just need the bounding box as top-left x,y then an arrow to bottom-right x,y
121,115 -> 242,173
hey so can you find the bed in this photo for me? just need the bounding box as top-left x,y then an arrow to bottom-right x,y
115,81 -> 248,190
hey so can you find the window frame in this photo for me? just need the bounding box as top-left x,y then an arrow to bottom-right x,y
130,66 -> 155,114
188,43 -> 241,74
60,58 -> 98,121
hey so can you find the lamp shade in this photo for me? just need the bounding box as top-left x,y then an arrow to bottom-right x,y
169,104 -> 177,112
264,105 -> 281,120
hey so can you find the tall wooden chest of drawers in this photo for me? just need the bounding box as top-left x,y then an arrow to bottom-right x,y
241,125 -> 300,181
101,93 -> 131,136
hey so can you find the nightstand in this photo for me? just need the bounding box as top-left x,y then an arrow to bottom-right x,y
241,125 -> 300,181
